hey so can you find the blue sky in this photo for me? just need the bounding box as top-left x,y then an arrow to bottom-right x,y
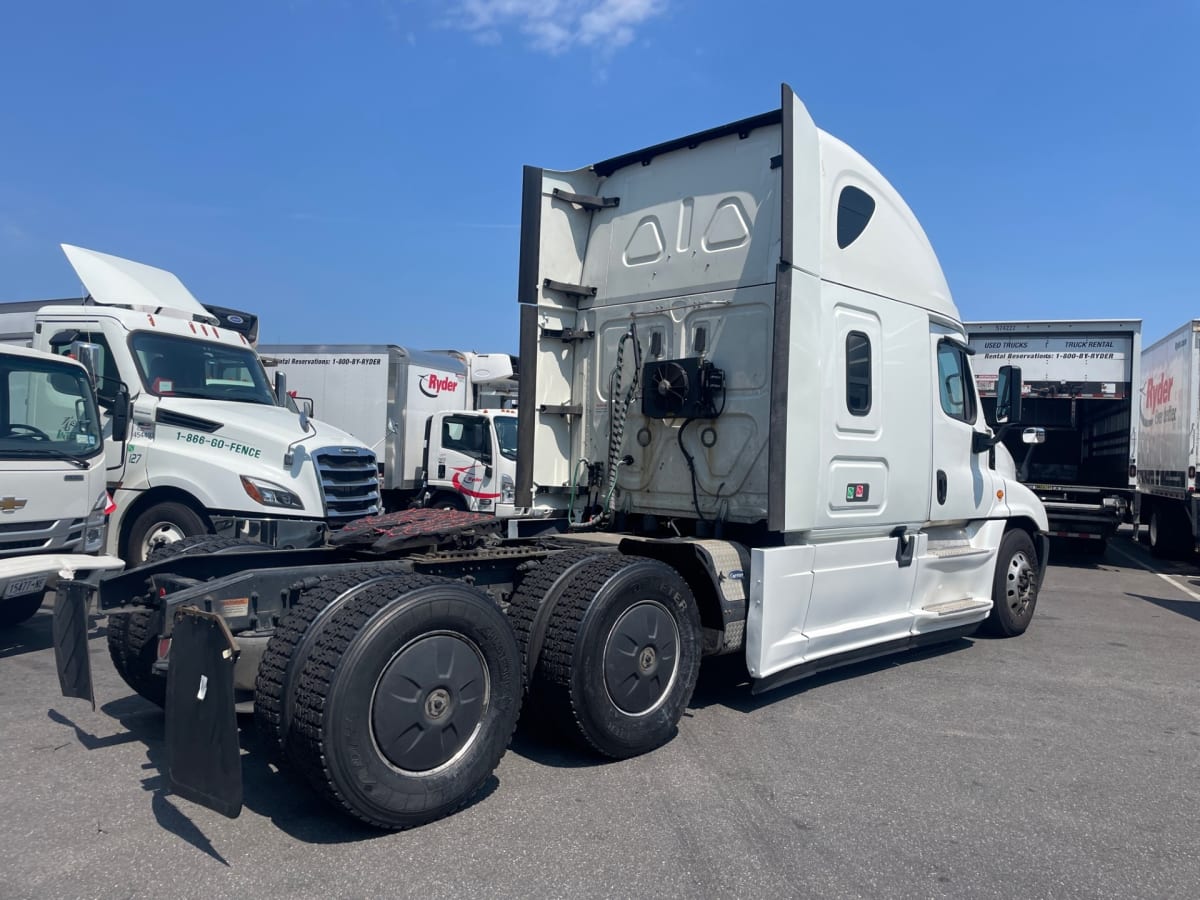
1,1 -> 1195,352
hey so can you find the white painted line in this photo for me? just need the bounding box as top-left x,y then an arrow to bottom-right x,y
1107,542 -> 1200,602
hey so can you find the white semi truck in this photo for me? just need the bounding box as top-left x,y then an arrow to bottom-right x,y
0,246 -> 380,564
260,344 -> 518,514
0,344 -> 125,627
1136,319 -> 1200,557
966,320 -> 1141,550
51,84 -> 1049,832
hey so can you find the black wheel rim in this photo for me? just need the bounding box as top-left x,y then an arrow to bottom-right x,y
603,600 -> 680,716
370,632 -> 489,774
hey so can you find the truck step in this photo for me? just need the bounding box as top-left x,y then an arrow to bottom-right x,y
921,597 -> 991,616
924,542 -> 990,560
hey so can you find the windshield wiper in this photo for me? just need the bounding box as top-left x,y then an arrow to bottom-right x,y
0,447 -> 92,469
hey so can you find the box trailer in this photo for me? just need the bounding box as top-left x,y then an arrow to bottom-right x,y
261,345 -> 519,515
51,84 -> 1049,833
1136,320 -> 1200,557
966,320 -> 1141,548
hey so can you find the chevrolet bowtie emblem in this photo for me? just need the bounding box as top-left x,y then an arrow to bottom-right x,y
0,496 -> 28,514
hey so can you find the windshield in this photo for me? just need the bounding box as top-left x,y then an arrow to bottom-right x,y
493,415 -> 518,461
130,332 -> 276,405
0,355 -> 103,459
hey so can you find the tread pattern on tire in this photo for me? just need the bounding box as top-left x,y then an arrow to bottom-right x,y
534,554 -> 643,753
253,564 -> 410,749
288,573 -> 481,827
506,549 -> 612,684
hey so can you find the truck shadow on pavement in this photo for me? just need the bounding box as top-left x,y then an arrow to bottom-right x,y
48,695 -> 495,853
1126,592 -> 1200,624
0,609 -> 107,660
510,639 -> 974,769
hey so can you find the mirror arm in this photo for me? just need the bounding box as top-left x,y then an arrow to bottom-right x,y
973,422 -> 1017,454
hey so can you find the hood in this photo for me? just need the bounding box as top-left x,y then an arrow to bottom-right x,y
158,398 -> 370,457
61,244 -> 216,322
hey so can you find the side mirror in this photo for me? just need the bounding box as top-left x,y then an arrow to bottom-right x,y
994,365 -> 1023,425
70,341 -> 103,384
1022,427 -> 1046,445
110,388 -> 131,443
300,398 -> 314,417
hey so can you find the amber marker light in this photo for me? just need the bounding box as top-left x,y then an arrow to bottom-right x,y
996,490 -> 1004,500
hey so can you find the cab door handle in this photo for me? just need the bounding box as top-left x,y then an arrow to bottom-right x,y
936,470 -> 948,505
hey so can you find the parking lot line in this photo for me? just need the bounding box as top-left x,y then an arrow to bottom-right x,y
1107,542 -> 1200,602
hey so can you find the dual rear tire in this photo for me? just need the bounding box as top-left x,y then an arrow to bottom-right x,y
256,573 -> 521,830
521,554 -> 703,760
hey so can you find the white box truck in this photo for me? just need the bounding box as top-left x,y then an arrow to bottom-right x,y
51,84 -> 1049,832
0,245 -> 380,564
1136,319 -> 1200,557
1,344 -> 125,627
966,320 -> 1141,549
261,344 -> 520,515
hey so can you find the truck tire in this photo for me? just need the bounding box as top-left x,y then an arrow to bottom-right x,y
288,575 -> 521,830
429,492 -> 467,511
108,536 -> 260,707
0,592 -> 44,628
981,529 -> 1041,637
254,565 -> 411,752
124,501 -> 210,567
506,548 -> 614,688
536,555 -> 702,759
1147,506 -> 1189,559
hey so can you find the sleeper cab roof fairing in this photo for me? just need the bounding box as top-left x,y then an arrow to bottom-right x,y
817,132 -> 957,323
61,244 -> 218,324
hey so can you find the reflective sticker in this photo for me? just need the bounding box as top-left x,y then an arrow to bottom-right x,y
197,674 -> 208,701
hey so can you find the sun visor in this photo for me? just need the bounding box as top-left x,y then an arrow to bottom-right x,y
61,244 -> 217,322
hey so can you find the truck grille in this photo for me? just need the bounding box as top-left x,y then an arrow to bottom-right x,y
314,447 -> 380,526
0,518 -> 85,558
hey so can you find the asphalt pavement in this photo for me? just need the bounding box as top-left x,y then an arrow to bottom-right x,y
2,531 -> 1198,899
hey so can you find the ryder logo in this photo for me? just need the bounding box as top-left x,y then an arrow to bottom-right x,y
419,373 -> 461,398
1145,374 -> 1174,412
1141,372 -> 1176,428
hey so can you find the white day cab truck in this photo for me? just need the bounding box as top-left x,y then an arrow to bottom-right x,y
0,344 -> 126,627
259,344 -> 521,515
49,85 -> 1049,832
966,320 -> 1141,550
0,245 -> 380,566
1136,319 -> 1200,557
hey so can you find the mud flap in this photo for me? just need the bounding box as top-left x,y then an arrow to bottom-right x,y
52,580 -> 95,709
165,607 -> 243,819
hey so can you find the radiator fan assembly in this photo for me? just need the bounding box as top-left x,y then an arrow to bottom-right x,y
641,358 -> 726,419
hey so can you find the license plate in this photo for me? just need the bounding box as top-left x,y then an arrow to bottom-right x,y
3,574 -> 47,599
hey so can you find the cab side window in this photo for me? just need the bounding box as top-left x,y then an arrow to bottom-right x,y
442,416 -> 490,462
936,341 -> 977,424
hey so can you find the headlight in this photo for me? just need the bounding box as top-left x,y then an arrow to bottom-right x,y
84,491 -> 110,553
240,475 -> 304,510
501,474 -> 514,504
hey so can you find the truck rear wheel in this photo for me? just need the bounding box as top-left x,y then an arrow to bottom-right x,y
0,592 -> 44,628
108,536 -> 261,707
1148,506 -> 1189,559
254,565 -> 411,752
288,575 -> 521,830
507,548 -> 614,687
981,529 -> 1041,637
124,501 -> 210,567
536,555 -> 702,759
